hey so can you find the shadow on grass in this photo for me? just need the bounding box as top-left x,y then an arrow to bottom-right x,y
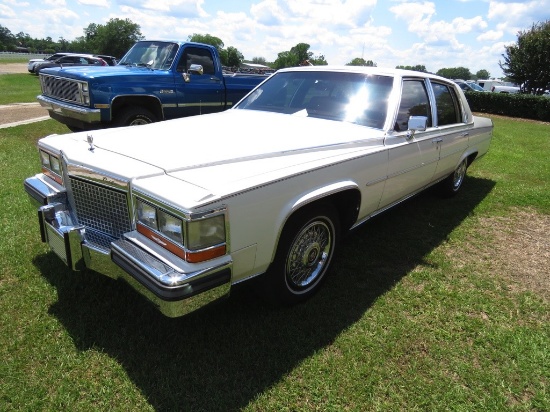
34,176 -> 495,411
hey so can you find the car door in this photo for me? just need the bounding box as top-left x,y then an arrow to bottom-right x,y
171,46 -> 224,118
379,78 -> 440,208
429,81 -> 469,181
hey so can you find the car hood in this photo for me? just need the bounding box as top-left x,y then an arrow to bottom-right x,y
44,110 -> 387,206
39,65 -> 176,81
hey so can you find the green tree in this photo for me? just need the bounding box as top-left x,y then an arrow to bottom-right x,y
475,69 -> 490,79
219,46 -> 244,67
347,57 -> 367,66
187,34 -> 224,51
251,57 -> 267,65
273,43 -> 326,68
396,64 -> 427,72
500,20 -> 550,94
436,67 -> 472,80
84,18 -> 143,58
0,24 -> 15,51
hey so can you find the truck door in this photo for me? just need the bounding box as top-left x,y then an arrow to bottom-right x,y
173,46 -> 225,117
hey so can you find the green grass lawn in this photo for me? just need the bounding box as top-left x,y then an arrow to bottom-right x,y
0,74 -> 41,105
0,116 -> 548,411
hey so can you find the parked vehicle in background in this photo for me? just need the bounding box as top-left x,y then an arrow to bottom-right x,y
28,53 -> 72,73
454,80 -> 486,92
25,66 -> 493,318
477,80 -> 520,93
95,54 -> 118,66
34,54 -> 108,74
36,40 -> 267,131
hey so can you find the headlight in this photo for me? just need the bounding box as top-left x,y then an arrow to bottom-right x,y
39,149 -> 62,184
136,199 -> 157,230
50,156 -> 61,175
40,150 -> 51,168
158,209 -> 183,244
135,196 -> 227,262
187,215 -> 226,250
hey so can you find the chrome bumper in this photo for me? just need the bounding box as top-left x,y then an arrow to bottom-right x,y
37,95 -> 101,124
24,174 -> 232,318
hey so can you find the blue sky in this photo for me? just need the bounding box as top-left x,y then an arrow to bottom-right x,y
1,0 -> 549,78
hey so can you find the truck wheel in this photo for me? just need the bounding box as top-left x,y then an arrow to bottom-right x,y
438,158 -> 468,197
266,204 -> 340,304
115,107 -> 157,127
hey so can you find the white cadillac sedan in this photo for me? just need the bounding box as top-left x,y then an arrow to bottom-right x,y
25,66 -> 493,317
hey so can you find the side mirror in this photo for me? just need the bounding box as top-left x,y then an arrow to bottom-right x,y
406,116 -> 428,139
183,64 -> 204,82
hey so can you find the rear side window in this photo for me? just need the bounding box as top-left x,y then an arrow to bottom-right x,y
395,80 -> 432,131
431,82 -> 461,126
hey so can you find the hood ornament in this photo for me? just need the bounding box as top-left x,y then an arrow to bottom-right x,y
87,134 -> 95,151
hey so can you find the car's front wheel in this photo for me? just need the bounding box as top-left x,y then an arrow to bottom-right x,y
266,204 -> 340,304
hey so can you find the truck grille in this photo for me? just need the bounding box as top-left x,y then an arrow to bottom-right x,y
40,74 -> 88,106
69,177 -> 132,250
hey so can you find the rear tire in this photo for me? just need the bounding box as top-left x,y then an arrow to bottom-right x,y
115,107 -> 157,127
265,204 -> 340,305
438,158 -> 468,197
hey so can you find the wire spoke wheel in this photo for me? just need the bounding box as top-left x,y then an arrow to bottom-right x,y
452,158 -> 467,192
285,220 -> 332,291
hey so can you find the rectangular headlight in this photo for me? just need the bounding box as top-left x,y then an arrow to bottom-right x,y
187,215 -> 226,251
158,209 -> 183,244
50,156 -> 61,175
40,150 -> 51,168
136,199 -> 157,230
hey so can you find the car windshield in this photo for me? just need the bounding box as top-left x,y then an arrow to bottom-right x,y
235,71 -> 393,129
468,82 -> 485,91
118,41 -> 179,70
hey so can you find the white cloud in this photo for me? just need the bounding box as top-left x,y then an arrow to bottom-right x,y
477,29 -> 503,41
77,0 -> 109,7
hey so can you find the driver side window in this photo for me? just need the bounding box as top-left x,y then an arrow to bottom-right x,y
176,47 -> 215,75
395,80 -> 432,131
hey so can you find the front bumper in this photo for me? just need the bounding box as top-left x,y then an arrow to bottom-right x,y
37,95 -> 102,128
24,174 -> 232,317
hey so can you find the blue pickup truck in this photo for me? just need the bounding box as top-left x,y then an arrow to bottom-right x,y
37,41 -> 268,131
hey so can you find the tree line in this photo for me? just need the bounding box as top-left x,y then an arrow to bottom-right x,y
2,18 -> 548,91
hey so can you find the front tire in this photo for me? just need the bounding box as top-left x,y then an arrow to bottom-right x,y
115,107 -> 157,127
266,204 -> 340,304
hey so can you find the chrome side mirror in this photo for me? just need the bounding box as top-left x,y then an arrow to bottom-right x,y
183,64 -> 204,82
406,116 -> 428,139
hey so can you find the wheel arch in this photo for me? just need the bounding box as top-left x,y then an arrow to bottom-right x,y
269,182 -> 361,263
110,95 -> 164,122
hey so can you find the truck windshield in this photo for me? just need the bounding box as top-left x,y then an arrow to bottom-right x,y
235,71 -> 393,129
118,41 -> 179,70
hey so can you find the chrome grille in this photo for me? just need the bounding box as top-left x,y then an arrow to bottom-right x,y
70,177 -> 131,246
40,74 -> 87,106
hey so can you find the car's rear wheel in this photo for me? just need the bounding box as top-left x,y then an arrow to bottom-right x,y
439,158 -> 468,197
266,204 -> 340,304
115,107 -> 157,127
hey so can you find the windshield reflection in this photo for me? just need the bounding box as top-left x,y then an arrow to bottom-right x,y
235,71 -> 393,129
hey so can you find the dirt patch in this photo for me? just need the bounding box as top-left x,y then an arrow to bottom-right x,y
0,103 -> 49,126
450,208 -> 550,301
0,63 -> 29,74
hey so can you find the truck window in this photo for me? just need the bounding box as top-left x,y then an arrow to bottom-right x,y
177,47 -> 215,75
